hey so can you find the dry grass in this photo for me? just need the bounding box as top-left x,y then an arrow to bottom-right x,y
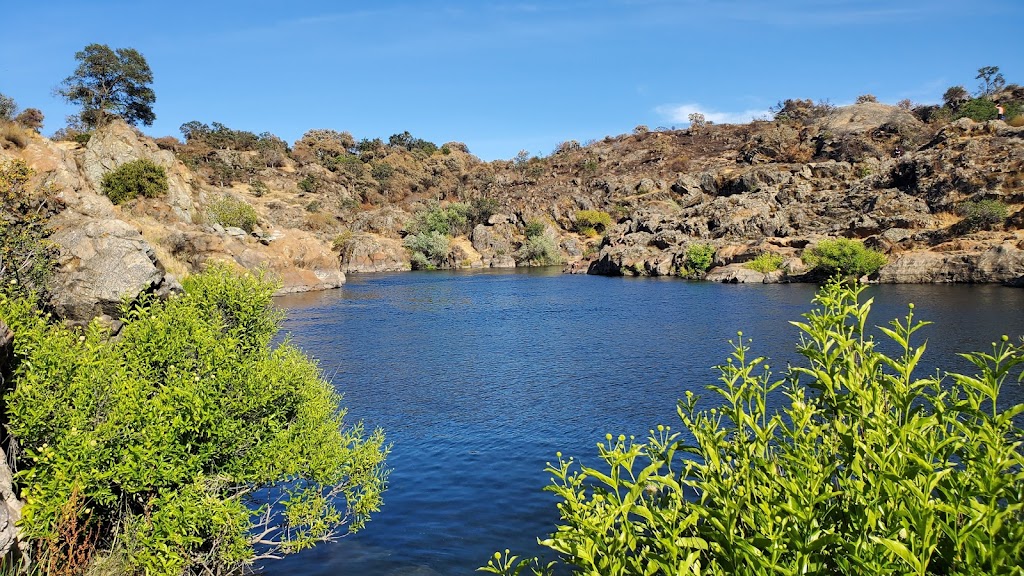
0,121 -> 30,148
1007,115 -> 1024,128
304,211 -> 338,232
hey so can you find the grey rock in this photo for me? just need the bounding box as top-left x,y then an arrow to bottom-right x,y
47,215 -> 167,322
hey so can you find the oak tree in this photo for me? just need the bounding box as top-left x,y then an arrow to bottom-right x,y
57,43 -> 156,128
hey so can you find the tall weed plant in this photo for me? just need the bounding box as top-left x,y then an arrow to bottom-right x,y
483,280 -> 1024,576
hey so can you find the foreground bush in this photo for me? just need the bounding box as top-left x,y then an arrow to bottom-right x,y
100,158 -> 167,204
484,280 -> 1024,575
802,237 -> 886,278
0,265 -> 388,574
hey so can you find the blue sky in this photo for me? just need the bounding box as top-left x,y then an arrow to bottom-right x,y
2,1 -> 1020,161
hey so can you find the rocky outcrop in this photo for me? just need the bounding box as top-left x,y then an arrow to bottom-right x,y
878,243 -> 1024,284
47,213 -> 173,322
165,228 -> 345,293
340,233 -> 411,273
471,223 -> 517,268
81,121 -> 196,221
0,321 -> 23,563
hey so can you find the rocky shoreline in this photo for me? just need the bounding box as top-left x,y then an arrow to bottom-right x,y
2,102 -> 1023,324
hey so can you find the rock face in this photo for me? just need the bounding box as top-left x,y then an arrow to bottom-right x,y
0,321 -> 23,562
47,214 -> 172,322
341,233 -> 411,273
81,121 -> 196,221
166,228 -> 346,292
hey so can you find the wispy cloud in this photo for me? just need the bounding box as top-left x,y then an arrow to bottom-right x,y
655,103 -> 771,125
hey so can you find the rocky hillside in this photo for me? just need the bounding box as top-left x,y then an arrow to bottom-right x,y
1,100 -> 1023,323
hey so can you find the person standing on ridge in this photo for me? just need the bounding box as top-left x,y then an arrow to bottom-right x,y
996,103 -> 1005,120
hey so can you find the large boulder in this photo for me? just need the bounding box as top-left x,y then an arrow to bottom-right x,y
340,232 -> 411,273
165,228 -> 346,293
47,214 -> 171,322
877,244 -> 1024,284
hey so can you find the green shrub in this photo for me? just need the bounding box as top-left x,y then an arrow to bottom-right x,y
298,175 -> 320,194
0,159 -> 58,296
483,280 -> 1024,576
524,219 -> 546,239
515,234 -> 561,266
206,195 -> 259,233
744,252 -> 784,273
410,201 -> 469,237
0,265 -> 389,574
404,231 -> 450,270
802,237 -> 886,278
574,210 -> 612,236
468,197 -> 501,226
680,242 -> 715,278
959,198 -> 1008,231
99,159 -> 168,204
956,98 -> 998,122
250,179 -> 268,197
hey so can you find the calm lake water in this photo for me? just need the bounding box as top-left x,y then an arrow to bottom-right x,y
266,268 -> 1024,576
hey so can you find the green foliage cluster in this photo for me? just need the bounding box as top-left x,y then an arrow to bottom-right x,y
410,201 -> 469,237
206,195 -> 259,233
744,252 -> 784,273
959,199 -> 1008,231
179,121 -> 284,153
515,234 -> 561,266
0,160 -> 58,297
956,99 -> 998,122
100,159 -> 168,204
467,197 -> 500,227
524,219 -> 547,239
57,43 -> 155,128
0,265 -> 389,574
0,92 -> 15,120
573,210 -> 612,236
404,231 -> 450,270
802,238 -> 886,278
680,243 -> 715,278
388,131 -> 438,155
298,175 -> 321,194
484,280 -> 1024,576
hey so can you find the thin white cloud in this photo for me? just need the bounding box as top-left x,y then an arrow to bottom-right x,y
655,103 -> 771,125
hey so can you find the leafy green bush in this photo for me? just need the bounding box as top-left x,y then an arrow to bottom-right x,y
744,252 -> 784,273
515,234 -> 561,266
574,210 -> 612,236
100,159 -> 168,204
404,231 -> 450,270
483,280 -> 1024,576
959,198 -> 1008,231
956,98 -> 998,122
680,242 -> 715,278
206,195 -> 259,233
410,201 -> 469,237
802,237 -> 886,278
0,265 -> 389,574
298,175 -> 320,194
524,219 -> 546,239
468,197 -> 501,226
0,159 -> 58,296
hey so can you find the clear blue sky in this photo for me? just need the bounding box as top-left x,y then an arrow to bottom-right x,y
2,1 -> 1020,161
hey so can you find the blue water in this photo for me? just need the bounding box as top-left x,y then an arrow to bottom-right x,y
266,268 -> 1024,576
